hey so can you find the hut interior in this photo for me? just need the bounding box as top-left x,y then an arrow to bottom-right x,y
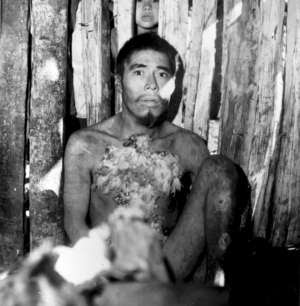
0,0 -> 299,305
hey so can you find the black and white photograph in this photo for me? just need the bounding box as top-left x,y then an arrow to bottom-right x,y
0,0 -> 299,305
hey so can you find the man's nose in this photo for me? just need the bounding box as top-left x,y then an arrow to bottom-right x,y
143,0 -> 153,11
144,73 -> 158,91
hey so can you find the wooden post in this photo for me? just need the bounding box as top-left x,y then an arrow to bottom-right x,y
220,0 -> 286,239
113,0 -> 135,113
72,0 -> 111,126
183,0 -> 217,139
271,0 -> 300,247
158,0 -> 189,127
29,0 -> 68,248
220,0 -> 260,168
113,0 -> 135,51
0,0 -> 28,267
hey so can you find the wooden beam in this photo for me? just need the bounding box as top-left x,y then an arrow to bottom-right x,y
271,0 -> 300,247
0,0 -> 28,267
29,0 -> 68,248
72,0 -> 112,125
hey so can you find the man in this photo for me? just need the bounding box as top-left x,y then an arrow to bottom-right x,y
64,33 -> 250,282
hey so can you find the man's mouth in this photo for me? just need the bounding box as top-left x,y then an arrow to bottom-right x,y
139,97 -> 160,107
141,14 -> 153,21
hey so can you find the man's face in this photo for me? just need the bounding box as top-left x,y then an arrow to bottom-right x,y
135,0 -> 159,30
121,49 -> 173,127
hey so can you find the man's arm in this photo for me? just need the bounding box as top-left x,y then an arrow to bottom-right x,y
63,132 -> 92,244
164,134 -> 210,279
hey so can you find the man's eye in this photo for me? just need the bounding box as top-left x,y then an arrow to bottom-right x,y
158,71 -> 169,78
134,70 -> 143,76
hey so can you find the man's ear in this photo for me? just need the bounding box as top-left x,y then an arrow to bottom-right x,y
115,75 -> 123,94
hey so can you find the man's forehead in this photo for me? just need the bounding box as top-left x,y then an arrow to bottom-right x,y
125,49 -> 171,70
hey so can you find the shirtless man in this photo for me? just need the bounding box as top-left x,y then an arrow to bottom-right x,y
64,33 -> 250,282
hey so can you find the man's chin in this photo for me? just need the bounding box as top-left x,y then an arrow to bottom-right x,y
137,111 -> 167,128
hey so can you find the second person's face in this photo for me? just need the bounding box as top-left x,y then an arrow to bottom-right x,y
135,0 -> 159,30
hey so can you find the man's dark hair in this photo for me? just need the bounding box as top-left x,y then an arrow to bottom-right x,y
116,33 -> 179,77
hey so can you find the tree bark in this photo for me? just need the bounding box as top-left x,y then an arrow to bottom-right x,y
0,0 -> 29,267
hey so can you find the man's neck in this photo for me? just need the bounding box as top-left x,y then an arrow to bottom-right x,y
117,111 -> 162,140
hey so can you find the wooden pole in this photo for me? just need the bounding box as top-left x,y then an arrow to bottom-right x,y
72,0 -> 111,125
158,0 -> 189,127
271,0 -> 300,247
220,0 -> 286,239
183,0 -> 217,139
220,0 -> 260,168
0,0 -> 29,267
113,0 -> 135,51
113,0 -> 135,113
29,0 -> 68,248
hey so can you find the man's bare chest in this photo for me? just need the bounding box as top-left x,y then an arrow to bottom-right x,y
88,134 -> 187,235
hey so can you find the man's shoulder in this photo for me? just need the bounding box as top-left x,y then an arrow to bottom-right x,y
162,123 -> 209,171
163,122 -> 207,150
66,117 -> 120,156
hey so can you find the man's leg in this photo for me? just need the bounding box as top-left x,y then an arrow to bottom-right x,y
191,155 -> 251,283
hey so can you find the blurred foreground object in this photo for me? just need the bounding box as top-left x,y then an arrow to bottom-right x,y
0,206 -> 229,306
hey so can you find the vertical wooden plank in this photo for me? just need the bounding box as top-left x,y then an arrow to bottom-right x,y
184,0 -> 217,140
220,0 -> 285,239
72,0 -> 111,126
246,0 -> 285,239
220,0 -> 260,169
158,0 -> 189,127
0,0 -> 28,267
158,0 -> 189,61
113,0 -> 135,114
113,0 -> 135,51
84,0 -> 111,126
29,0 -> 68,248
271,0 -> 300,247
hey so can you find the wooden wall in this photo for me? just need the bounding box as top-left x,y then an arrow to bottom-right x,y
110,0 -> 300,247
0,0 -> 299,268
220,0 -> 300,247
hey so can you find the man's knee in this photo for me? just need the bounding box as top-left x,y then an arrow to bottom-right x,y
200,155 -> 250,209
200,155 -> 241,184
201,155 -> 251,257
